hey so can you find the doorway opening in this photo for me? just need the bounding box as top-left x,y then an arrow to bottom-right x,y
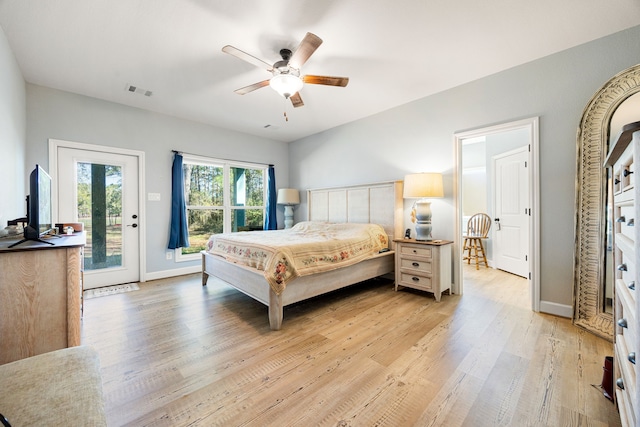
454,117 -> 540,311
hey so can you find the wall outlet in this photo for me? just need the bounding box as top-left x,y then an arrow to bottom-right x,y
166,251 -> 173,260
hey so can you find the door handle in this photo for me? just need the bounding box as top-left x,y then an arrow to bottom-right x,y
494,217 -> 501,231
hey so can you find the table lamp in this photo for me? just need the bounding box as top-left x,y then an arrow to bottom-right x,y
403,173 -> 444,240
277,188 -> 300,229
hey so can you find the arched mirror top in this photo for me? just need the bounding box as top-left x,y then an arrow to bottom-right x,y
574,64 -> 640,341
610,93 -> 640,147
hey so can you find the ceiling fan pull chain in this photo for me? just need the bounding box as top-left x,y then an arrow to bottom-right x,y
283,97 -> 289,122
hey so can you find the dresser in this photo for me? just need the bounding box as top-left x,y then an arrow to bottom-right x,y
604,122 -> 640,427
0,232 -> 85,364
393,238 -> 453,301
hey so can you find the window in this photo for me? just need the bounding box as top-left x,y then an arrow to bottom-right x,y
177,155 -> 266,260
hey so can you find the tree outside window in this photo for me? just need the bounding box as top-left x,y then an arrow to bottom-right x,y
180,158 -> 266,256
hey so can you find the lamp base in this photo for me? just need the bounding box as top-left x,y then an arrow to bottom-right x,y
414,200 -> 433,241
283,205 -> 294,229
414,223 -> 433,241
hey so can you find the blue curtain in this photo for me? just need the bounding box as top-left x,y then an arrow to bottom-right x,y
168,152 -> 190,249
264,165 -> 277,230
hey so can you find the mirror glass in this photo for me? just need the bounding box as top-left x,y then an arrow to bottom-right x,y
603,92 -> 640,314
603,171 -> 613,314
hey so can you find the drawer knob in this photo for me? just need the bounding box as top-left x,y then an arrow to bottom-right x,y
412,277 -> 420,282
628,218 -> 635,226
616,378 -> 625,390
412,249 -> 417,254
623,168 -> 634,177
628,352 -> 636,364
616,215 -> 626,223
629,281 -> 636,291
412,262 -> 420,267
617,264 -> 627,272
618,318 -> 628,328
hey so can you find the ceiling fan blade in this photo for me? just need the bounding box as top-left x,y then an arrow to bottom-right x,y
222,45 -> 273,72
289,33 -> 323,69
303,75 -> 349,87
234,80 -> 270,95
290,92 -> 304,108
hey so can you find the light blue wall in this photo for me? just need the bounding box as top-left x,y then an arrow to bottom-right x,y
289,24 -> 640,311
25,84 -> 290,275
0,25 -> 26,225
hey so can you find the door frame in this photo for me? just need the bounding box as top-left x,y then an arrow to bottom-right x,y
48,139 -> 147,283
453,117 -> 540,311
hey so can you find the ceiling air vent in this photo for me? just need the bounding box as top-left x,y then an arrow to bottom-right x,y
125,84 -> 152,97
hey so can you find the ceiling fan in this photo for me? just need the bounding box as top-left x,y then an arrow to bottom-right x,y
222,32 -> 349,108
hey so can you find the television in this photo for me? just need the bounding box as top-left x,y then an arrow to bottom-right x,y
9,164 -> 54,247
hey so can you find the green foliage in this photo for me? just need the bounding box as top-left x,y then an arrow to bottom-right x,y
182,163 -> 266,254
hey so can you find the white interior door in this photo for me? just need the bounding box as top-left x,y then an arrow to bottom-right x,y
57,147 -> 140,289
493,146 -> 529,277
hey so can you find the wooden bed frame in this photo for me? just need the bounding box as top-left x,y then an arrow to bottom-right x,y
202,181 -> 404,330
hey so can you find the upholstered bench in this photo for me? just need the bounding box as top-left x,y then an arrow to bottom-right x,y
0,346 -> 107,426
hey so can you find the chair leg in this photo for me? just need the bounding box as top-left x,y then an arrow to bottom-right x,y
473,239 -> 478,270
463,238 -> 471,264
477,239 -> 488,268
464,238 -> 489,270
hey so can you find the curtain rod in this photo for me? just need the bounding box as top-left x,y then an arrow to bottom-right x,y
172,150 -> 273,167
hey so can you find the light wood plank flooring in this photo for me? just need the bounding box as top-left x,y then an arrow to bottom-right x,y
81,265 -> 621,426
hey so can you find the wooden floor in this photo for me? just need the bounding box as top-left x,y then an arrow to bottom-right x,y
81,265 -> 621,426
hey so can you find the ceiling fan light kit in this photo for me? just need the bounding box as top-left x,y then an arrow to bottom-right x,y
222,32 -> 349,108
269,72 -> 303,99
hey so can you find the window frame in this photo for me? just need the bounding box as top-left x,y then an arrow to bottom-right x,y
175,154 -> 268,262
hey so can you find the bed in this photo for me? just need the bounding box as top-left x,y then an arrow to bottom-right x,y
201,181 -> 403,330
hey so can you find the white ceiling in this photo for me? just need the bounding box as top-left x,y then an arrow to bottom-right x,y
1,0 -> 639,143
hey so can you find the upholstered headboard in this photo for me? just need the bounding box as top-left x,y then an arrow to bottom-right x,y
307,181 -> 404,247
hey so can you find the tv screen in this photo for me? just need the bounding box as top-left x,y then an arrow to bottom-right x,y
25,164 -> 53,239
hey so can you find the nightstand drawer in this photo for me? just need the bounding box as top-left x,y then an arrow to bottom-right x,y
399,245 -> 432,259
399,258 -> 432,274
393,239 -> 452,302
399,272 -> 432,290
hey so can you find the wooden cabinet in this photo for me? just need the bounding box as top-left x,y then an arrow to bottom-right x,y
393,239 -> 452,301
0,232 -> 85,365
604,122 -> 640,427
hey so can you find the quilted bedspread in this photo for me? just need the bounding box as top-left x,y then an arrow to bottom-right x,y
206,221 -> 389,295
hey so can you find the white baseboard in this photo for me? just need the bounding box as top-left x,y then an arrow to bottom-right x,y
539,300 -> 573,318
144,265 -> 201,282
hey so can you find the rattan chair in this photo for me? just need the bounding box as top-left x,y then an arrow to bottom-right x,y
462,213 -> 491,269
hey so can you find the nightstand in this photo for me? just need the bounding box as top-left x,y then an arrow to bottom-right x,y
393,238 -> 453,301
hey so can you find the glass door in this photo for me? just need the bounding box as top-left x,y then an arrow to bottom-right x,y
57,147 -> 140,289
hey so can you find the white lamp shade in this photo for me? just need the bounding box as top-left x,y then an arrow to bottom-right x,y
270,74 -> 303,98
403,173 -> 444,198
277,188 -> 300,205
